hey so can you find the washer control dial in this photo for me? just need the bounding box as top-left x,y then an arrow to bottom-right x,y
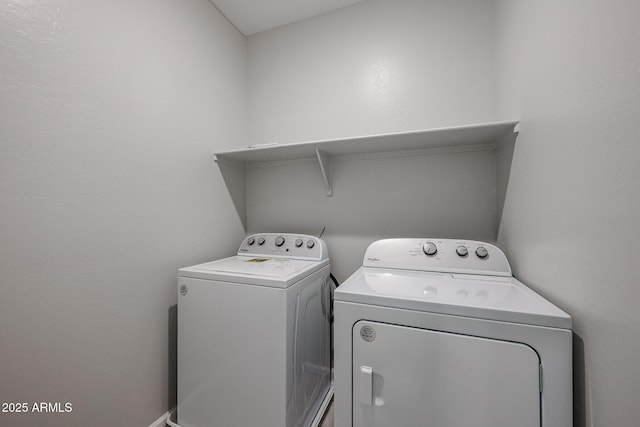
247,237 -> 255,246
423,242 -> 438,256
257,237 -> 265,246
275,236 -> 285,247
295,239 -> 303,247
306,240 -> 315,249
475,246 -> 489,259
456,245 -> 468,257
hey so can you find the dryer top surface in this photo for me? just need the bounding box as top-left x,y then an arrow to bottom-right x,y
336,238 -> 570,329
336,267 -> 571,329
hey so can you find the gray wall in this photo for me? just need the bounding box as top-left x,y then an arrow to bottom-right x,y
246,0 -> 499,280
247,150 -> 499,281
248,0 -> 496,146
4,1 -> 638,426
0,1 -> 246,426
493,1 -> 640,426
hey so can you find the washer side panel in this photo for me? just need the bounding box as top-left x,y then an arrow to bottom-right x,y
178,277 -> 287,427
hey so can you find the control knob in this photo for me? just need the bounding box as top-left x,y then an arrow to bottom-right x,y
247,237 -> 255,246
257,237 -> 265,245
295,239 -> 303,248
275,236 -> 285,247
475,246 -> 489,259
423,242 -> 437,256
306,240 -> 315,249
456,245 -> 468,257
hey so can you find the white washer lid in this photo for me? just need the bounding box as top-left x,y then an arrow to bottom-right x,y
179,256 -> 326,288
335,267 -> 571,329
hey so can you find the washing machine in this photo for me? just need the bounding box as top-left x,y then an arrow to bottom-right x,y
334,238 -> 572,427
177,233 -> 333,427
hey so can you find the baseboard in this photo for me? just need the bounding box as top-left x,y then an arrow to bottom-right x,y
153,386 -> 332,427
148,408 -> 172,427
311,383 -> 334,427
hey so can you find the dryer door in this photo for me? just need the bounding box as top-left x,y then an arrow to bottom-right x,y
352,321 -> 541,427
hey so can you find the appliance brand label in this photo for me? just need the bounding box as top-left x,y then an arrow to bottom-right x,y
179,285 -> 188,296
360,325 -> 376,342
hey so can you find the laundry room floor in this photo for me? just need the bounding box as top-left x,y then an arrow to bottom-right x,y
320,398 -> 334,427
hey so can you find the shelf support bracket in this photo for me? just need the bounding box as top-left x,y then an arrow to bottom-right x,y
213,154 -> 247,230
315,148 -> 332,196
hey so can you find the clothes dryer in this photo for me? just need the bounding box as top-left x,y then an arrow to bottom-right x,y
178,233 -> 333,427
334,238 -> 572,427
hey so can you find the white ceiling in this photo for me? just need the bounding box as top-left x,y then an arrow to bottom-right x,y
210,0 -> 368,36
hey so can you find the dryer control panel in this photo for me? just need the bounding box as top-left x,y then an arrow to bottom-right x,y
363,238 -> 511,276
238,233 -> 328,261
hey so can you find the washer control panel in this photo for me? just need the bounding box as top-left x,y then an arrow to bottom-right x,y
363,238 -> 511,276
238,233 -> 328,261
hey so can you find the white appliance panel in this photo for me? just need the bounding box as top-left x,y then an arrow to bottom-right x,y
178,277 -> 287,427
334,238 -> 572,427
363,238 -> 511,276
351,321 -> 541,427
288,274 -> 332,427
178,259 -> 331,427
336,267 -> 571,329
238,233 -> 328,261
178,234 -> 329,288
334,301 -> 573,427
192,256 -> 316,278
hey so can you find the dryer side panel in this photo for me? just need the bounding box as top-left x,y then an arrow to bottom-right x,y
352,321 -> 541,427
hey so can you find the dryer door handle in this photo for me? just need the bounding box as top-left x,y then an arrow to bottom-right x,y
359,366 -> 374,406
